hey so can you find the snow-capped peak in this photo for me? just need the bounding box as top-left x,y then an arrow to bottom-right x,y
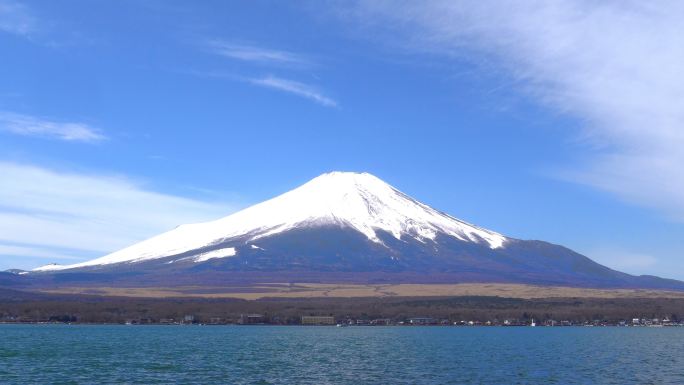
34,171 -> 507,271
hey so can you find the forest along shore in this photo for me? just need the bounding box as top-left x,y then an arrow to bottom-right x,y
1,287 -> 683,326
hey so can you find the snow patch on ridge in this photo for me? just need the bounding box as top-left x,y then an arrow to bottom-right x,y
33,263 -> 64,272
193,247 -> 236,262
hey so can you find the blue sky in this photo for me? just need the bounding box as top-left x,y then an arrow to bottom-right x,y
1,0 -> 683,279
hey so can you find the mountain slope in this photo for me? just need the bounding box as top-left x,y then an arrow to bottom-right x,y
23,171 -> 684,290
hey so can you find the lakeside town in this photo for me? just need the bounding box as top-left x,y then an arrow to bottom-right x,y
2,313 -> 683,327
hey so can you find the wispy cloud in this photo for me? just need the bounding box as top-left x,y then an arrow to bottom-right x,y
207,40 -> 310,67
0,112 -> 107,143
250,76 -> 338,107
200,40 -> 336,107
584,247 -> 660,276
342,1 -> 684,220
0,162 -> 240,270
0,244 -> 88,263
0,0 -> 35,37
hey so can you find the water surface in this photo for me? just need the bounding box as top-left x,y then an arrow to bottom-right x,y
1,325 -> 682,384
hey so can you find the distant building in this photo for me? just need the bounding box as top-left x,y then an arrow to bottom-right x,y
183,315 -> 195,323
408,317 -> 436,325
301,316 -> 335,325
371,319 -> 392,326
239,314 -> 266,324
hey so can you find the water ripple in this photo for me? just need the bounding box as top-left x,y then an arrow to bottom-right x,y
0,325 -> 683,384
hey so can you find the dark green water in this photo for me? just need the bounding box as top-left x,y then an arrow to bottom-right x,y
0,325 -> 682,384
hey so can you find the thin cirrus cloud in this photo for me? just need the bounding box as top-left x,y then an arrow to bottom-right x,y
0,112 -> 107,143
206,40 -> 310,67
249,76 -> 338,107
342,0 -> 684,221
0,162 -> 240,271
0,0 -> 35,37
584,247 -> 658,276
203,40 -> 336,107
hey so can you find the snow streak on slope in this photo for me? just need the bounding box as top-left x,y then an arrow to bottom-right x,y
33,172 -> 507,271
192,247 -> 236,263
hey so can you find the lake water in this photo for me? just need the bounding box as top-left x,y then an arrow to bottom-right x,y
0,325 -> 682,384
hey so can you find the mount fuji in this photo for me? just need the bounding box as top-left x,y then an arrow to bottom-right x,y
13,172 -> 684,290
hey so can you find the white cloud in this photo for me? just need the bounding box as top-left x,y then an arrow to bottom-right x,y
0,162 -> 238,270
207,40 -> 310,67
589,249 -> 658,268
342,1 -> 684,220
250,76 -> 338,107
0,244 -> 86,263
585,247 -> 660,276
199,40 -> 336,108
0,112 -> 107,142
0,0 -> 35,37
